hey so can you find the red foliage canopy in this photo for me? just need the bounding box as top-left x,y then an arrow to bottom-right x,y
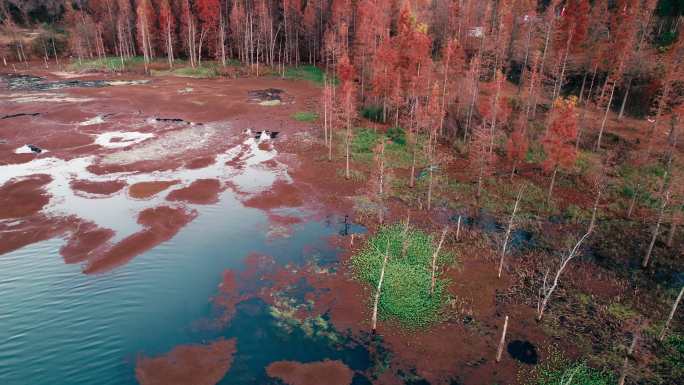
542,98 -> 578,173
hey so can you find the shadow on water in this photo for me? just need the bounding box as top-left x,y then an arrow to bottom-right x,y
449,209 -> 536,254
507,340 -> 539,365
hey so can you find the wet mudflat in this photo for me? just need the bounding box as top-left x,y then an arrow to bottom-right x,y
0,69 -> 373,385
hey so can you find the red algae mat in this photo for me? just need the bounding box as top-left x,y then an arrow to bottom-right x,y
135,338 -> 237,385
0,174 -> 52,219
266,360 -> 354,385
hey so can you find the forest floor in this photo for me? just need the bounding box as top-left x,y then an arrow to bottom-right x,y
0,60 -> 682,385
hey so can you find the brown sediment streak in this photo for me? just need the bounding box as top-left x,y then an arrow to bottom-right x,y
60,222 -> 114,264
84,206 -> 197,274
166,179 -> 223,205
129,180 -> 179,199
70,179 -> 126,195
185,155 -> 216,169
266,360 -> 354,385
135,338 -> 237,385
0,174 -> 52,219
243,180 -> 302,210
268,214 -> 303,226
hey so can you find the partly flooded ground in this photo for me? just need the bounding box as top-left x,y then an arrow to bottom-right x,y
1,68 -> 551,385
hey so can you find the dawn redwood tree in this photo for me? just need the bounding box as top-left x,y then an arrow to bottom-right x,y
417,82 -> 444,210
439,38 -> 465,136
478,70 -> 511,155
645,23 -> 684,156
337,53 -> 357,180
117,0 -> 136,60
507,113 -> 529,179
542,97 -> 578,203
136,0 -> 155,72
158,0 -> 176,68
550,0 -> 589,101
196,0 -> 220,66
595,0 -> 640,151
470,123 -> 494,200
181,0 -> 198,67
371,38 -> 399,123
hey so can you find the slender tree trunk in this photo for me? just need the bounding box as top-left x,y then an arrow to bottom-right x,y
499,186 -> 523,278
618,333 -> 639,385
345,114 -> 351,179
548,167 -> 558,204
628,184 -> 640,218
538,191 -> 600,320
618,79 -> 632,120
643,193 -> 670,268
371,240 -> 390,333
517,28 -> 532,95
456,215 -> 461,241
409,142 -> 417,188
430,227 -> 449,296
585,64 -> 598,106
667,220 -> 677,247
659,285 -> 684,341
578,71 -> 588,104
496,315 -> 509,362
595,81 -> 616,151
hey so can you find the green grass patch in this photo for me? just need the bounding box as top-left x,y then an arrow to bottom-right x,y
606,302 -> 639,321
170,65 -> 219,78
292,111 -> 319,122
350,224 -> 454,329
283,65 -> 329,86
351,128 -> 380,163
526,350 -> 614,385
69,56 -> 147,71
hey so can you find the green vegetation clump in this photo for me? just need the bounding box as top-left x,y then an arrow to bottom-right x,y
292,111 -> 319,122
361,105 -> 384,122
386,126 -> 407,146
526,351 -> 614,385
350,224 -> 454,329
283,65 -> 327,86
167,65 -> 219,78
69,56 -> 147,71
351,128 -> 380,163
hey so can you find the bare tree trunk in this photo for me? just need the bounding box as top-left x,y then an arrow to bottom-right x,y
409,142 -> 417,188
401,210 -> 411,257
379,140 -> 385,196
456,215 -> 461,241
643,193 -> 670,268
499,186 -> 524,278
538,190 -> 600,320
547,167 -> 558,204
578,70 -> 588,104
430,227 -> 449,296
659,285 -> 684,341
517,28 -> 532,95
371,240 -> 390,333
618,333 -> 639,385
595,81 -> 617,151
628,185 -> 640,218
618,79 -> 632,120
496,315 -> 509,362
345,114 -> 351,179
667,220 -> 678,247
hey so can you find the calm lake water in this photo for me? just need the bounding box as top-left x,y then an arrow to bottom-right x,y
0,188 -> 369,385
